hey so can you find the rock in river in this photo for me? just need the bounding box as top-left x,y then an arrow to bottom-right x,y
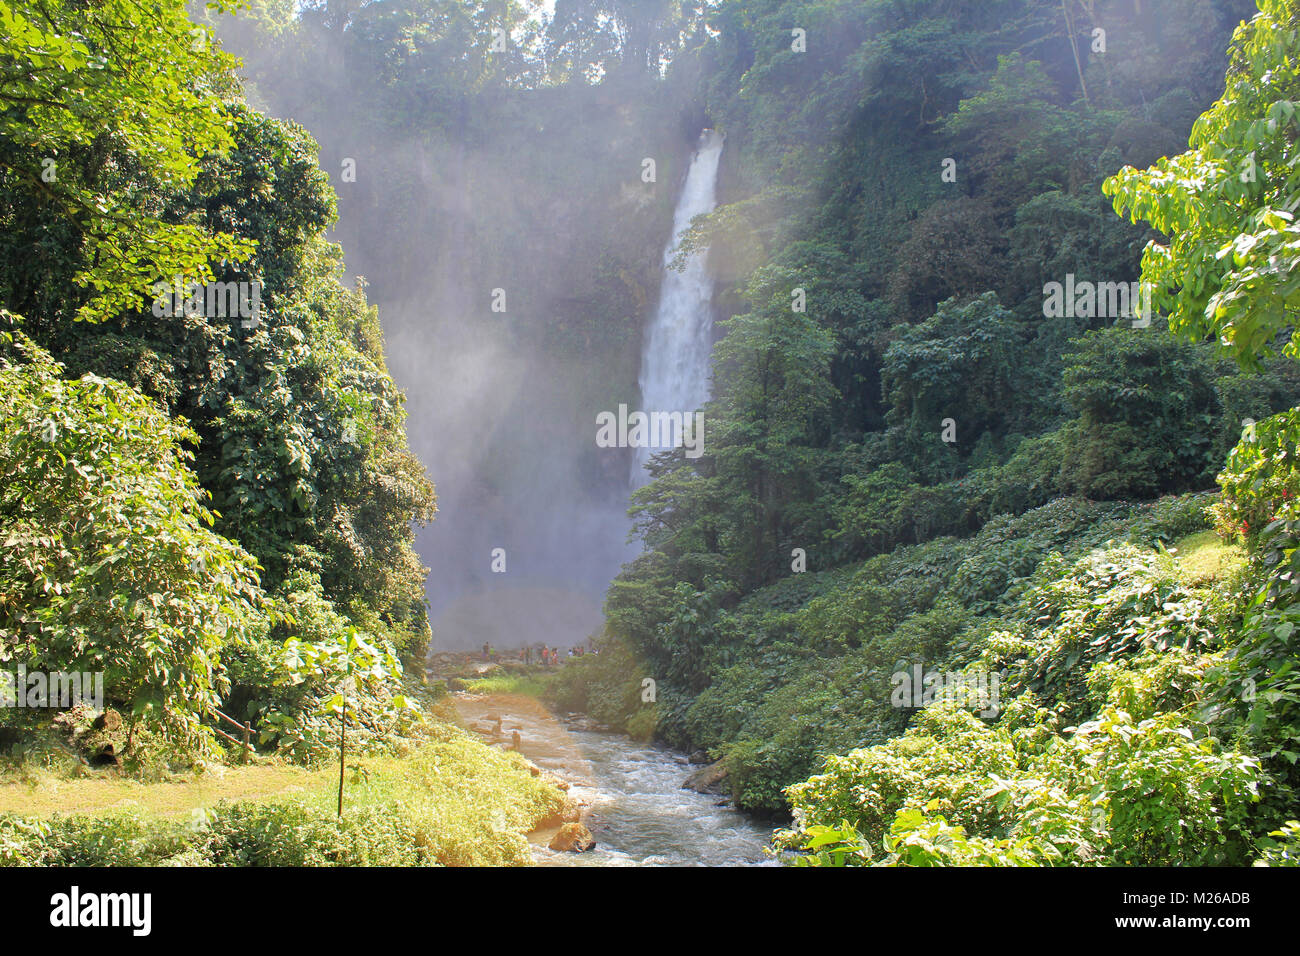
683,760 -> 728,796
548,822 -> 596,853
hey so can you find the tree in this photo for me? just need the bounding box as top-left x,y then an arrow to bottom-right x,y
280,625 -> 415,814
0,323 -> 263,745
1103,0 -> 1300,831
1055,322 -> 1220,499
1103,0 -> 1300,371
706,273 -> 838,589
0,0 -> 255,322
882,293 -> 1019,462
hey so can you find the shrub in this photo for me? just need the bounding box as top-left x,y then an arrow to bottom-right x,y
202,802 -> 417,866
13,811 -> 188,866
781,702 -> 1260,866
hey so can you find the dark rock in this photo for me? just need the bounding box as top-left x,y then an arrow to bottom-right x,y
683,760 -> 728,796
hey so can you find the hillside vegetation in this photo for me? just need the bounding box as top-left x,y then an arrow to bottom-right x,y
545,0 -> 1300,866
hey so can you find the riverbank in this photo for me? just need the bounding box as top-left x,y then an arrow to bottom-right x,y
442,667 -> 775,866
0,711 -> 565,866
451,690 -> 599,859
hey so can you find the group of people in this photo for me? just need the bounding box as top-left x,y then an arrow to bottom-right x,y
479,642 -> 596,665
519,644 -> 597,666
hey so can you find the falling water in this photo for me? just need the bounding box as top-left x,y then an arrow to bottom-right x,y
630,129 -> 725,487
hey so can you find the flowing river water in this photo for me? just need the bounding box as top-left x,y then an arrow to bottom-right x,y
454,692 -> 775,866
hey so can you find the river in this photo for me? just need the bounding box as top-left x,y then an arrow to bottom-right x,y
453,692 -> 775,867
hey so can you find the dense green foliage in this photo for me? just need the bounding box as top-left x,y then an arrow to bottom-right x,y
539,0 -> 1300,866
1,0 -> 433,763
0,326 -> 262,744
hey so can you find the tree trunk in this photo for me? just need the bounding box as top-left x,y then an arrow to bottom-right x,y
1061,0 -> 1091,106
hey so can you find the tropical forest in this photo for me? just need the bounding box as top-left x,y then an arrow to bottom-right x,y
1,0 -> 1299,903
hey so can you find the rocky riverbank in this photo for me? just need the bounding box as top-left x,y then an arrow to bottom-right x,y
451,689 -> 599,856
428,651 -> 773,866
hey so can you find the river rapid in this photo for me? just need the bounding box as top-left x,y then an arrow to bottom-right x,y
453,693 -> 775,867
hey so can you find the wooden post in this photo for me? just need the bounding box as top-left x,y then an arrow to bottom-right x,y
242,721 -> 251,764
337,699 -> 346,818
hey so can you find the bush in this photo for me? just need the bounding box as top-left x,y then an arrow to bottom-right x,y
781,701 -> 1261,866
544,634 -> 650,734
5,810 -> 188,866
202,802 -> 418,866
0,331 -> 264,747
1255,821 -> 1300,866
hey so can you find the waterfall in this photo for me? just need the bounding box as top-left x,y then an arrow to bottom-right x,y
630,129 -> 725,488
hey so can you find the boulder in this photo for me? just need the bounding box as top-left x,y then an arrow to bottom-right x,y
548,822 -> 596,853
535,797 -> 585,830
683,760 -> 728,796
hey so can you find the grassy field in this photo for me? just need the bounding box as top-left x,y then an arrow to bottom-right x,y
1169,530 -> 1246,585
0,761 -> 323,817
0,720 -> 566,866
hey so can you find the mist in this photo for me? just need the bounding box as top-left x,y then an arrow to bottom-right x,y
214,7 -> 704,651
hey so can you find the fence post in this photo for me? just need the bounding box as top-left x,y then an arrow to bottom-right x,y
243,721 -> 251,763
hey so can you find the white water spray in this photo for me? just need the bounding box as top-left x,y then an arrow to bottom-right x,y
631,129 -> 724,487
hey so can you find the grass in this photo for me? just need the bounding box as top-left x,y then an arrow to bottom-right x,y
1170,530 -> 1246,585
460,673 -> 549,698
296,725 -> 567,865
0,760 -> 322,817
0,720 -> 566,866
